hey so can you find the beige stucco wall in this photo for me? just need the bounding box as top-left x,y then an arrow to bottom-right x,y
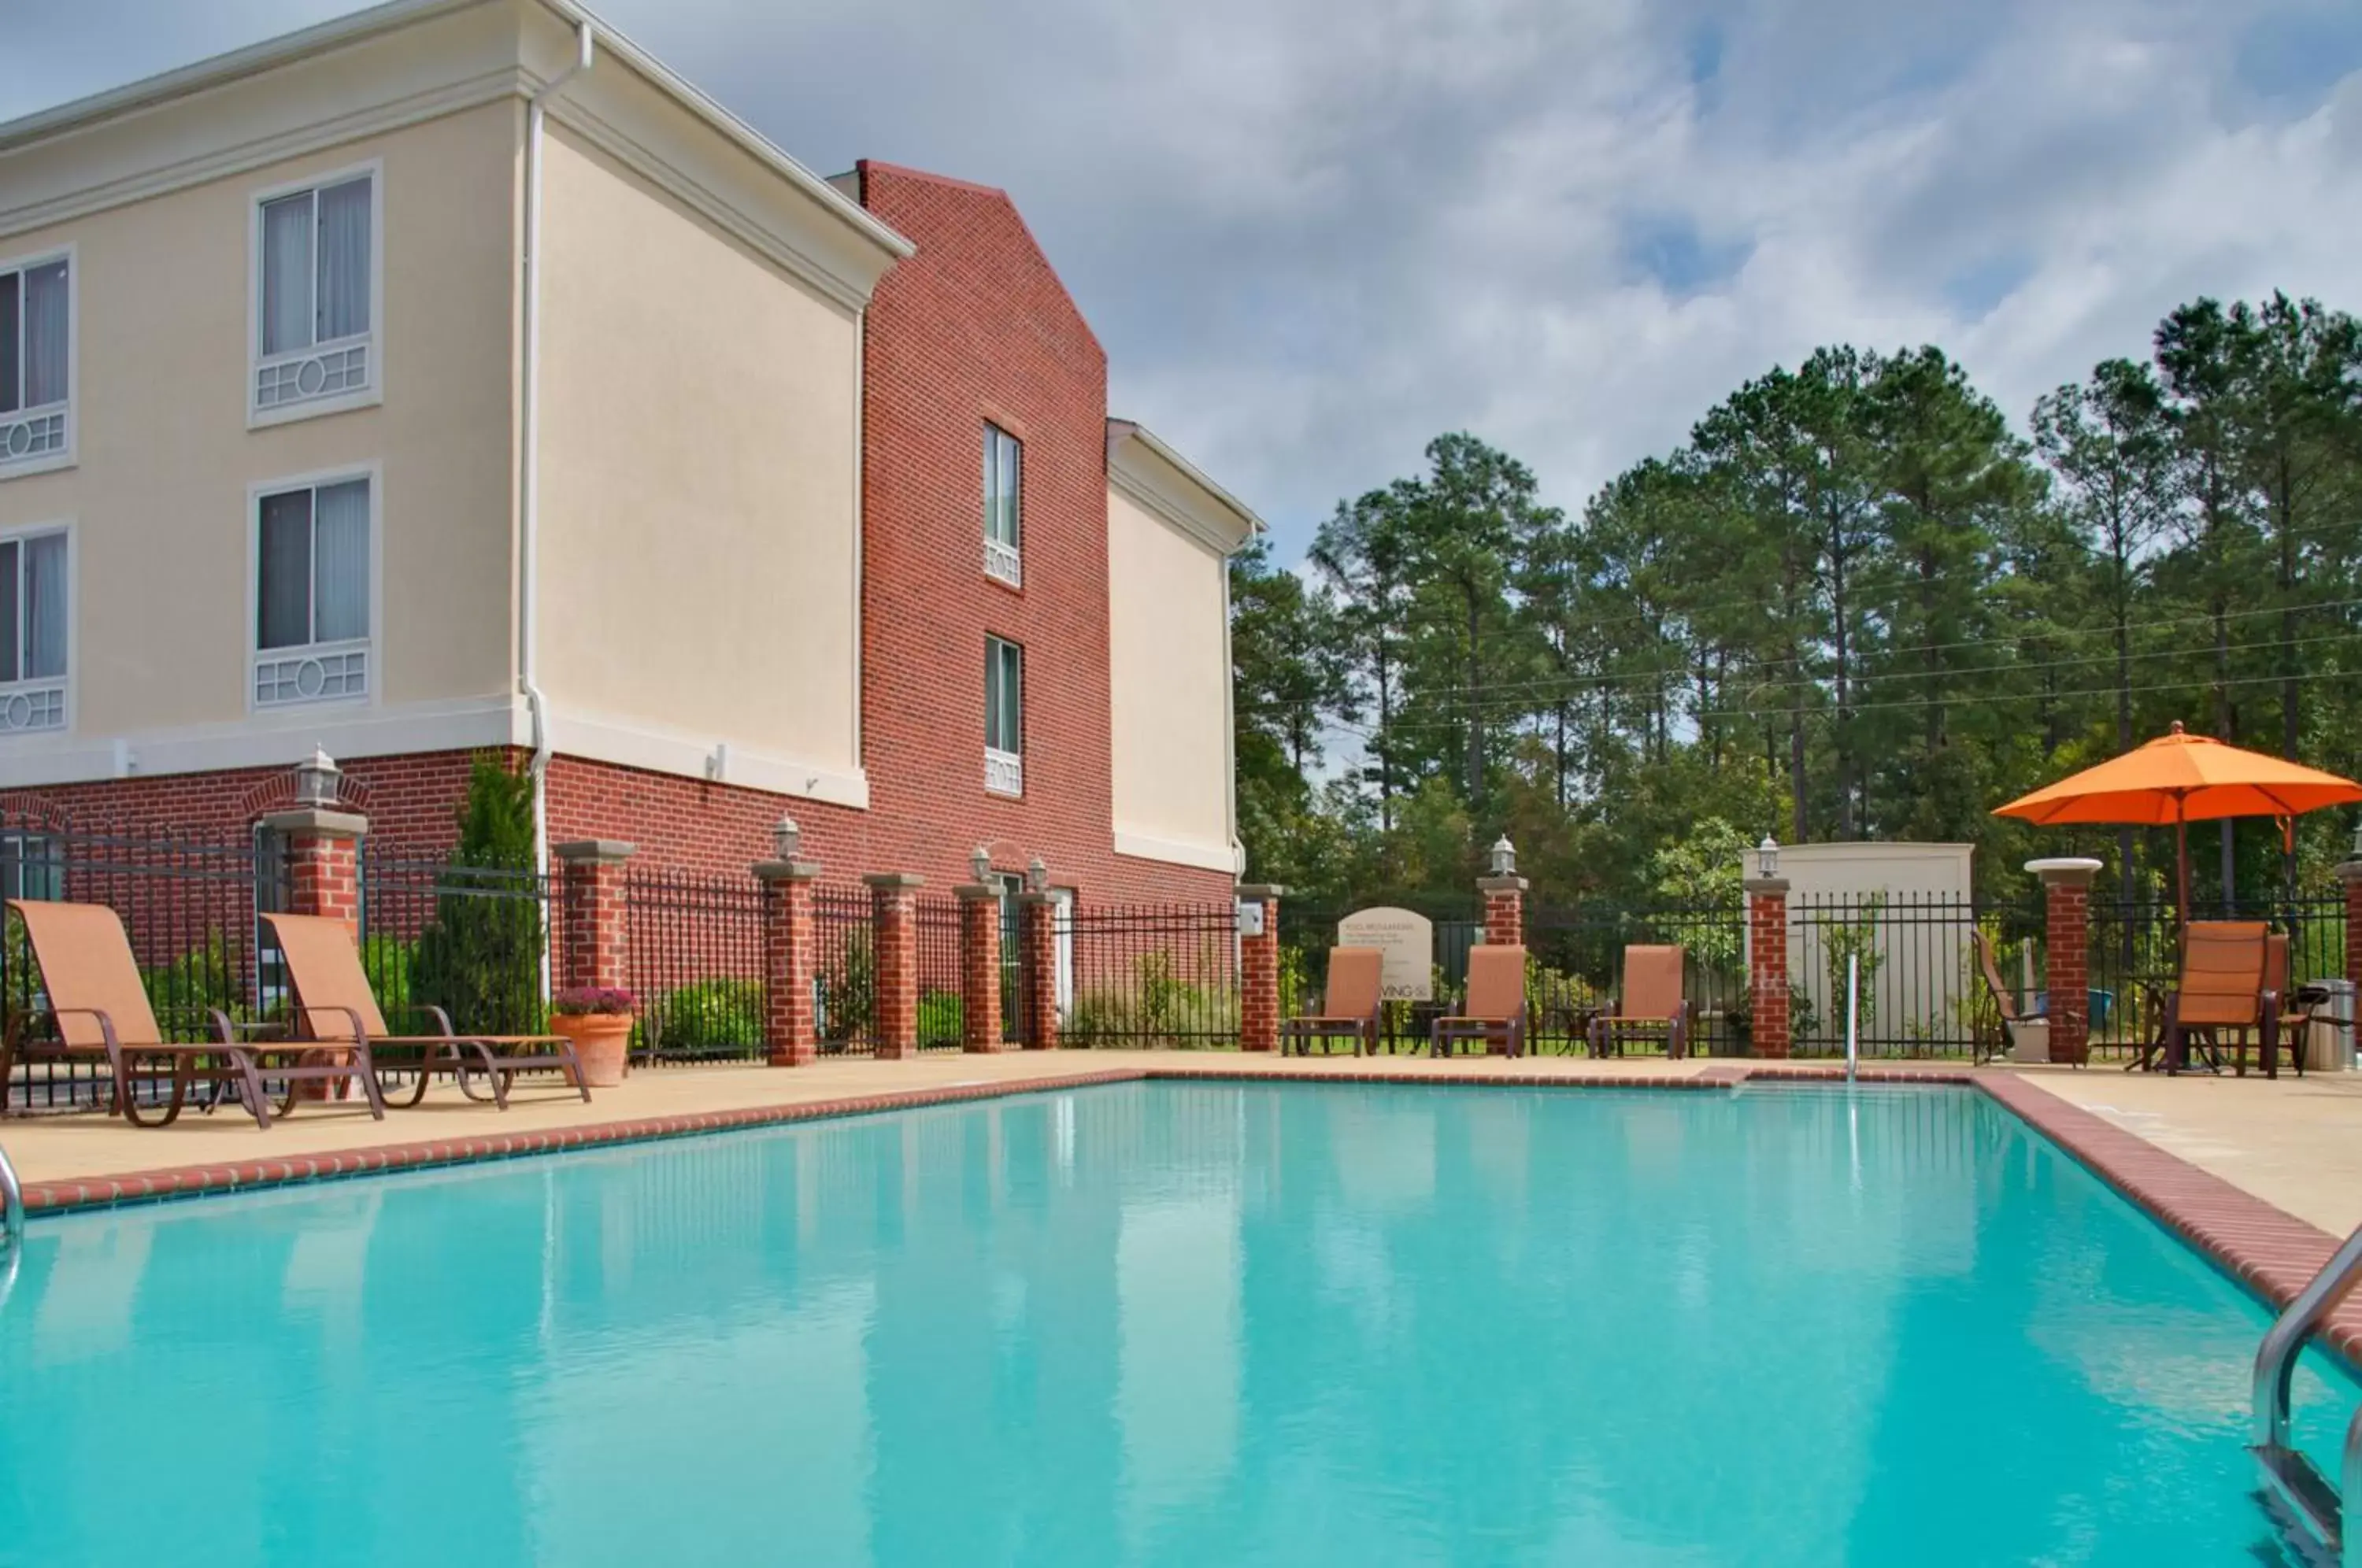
531,126 -> 863,786
1107,485 -> 1231,862
0,99 -> 520,742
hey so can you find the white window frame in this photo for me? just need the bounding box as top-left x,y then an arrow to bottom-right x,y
983,423 -> 1022,588
246,464 -> 381,712
0,243 -> 76,479
247,160 -> 383,429
985,633 -> 1023,796
0,520 -> 72,738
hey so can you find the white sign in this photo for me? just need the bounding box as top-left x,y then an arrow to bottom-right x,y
1338,906 -> 1435,1000
1235,899 -> 1265,938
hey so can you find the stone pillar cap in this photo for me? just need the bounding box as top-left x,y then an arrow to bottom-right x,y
1742,876 -> 1790,895
752,858 -> 824,882
1237,883 -> 1286,900
1477,875 -> 1529,894
552,838 -> 635,865
259,807 -> 368,839
954,882 -> 1004,900
2026,856 -> 2105,885
863,871 -> 926,890
2335,860 -> 2362,885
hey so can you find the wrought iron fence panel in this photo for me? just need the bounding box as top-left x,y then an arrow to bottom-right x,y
357,849 -> 551,1038
1066,903 -> 1238,1047
914,896 -> 964,1051
1786,890 -> 1983,1057
0,808 -> 280,1113
814,884 -> 876,1056
1525,903 -> 1749,1056
624,867 -> 766,1063
2081,891 -> 2347,1062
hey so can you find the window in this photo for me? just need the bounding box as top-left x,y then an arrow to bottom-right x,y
254,475 -> 370,707
253,169 -> 376,420
0,252 -> 71,472
0,528 -> 68,734
0,832 -> 64,903
983,423 -> 1022,586
985,634 -> 1023,795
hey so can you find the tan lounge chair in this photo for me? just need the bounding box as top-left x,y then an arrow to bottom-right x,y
2149,920 -> 2270,1075
1588,945 -> 1690,1059
264,912 -> 590,1109
1283,947 -> 1383,1056
2,899 -> 381,1129
1971,930 -> 2025,1065
1431,944 -> 1527,1059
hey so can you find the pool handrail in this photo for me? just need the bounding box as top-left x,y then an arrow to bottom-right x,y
2251,1215 -> 2362,1563
0,1132 -> 20,1256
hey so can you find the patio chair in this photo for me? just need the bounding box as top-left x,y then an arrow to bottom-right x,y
263,912 -> 590,1109
2256,934 -> 2307,1079
1971,930 -> 2028,1066
1587,945 -> 1690,1060
1,899 -> 381,1130
2147,920 -> 2271,1076
1431,944 -> 1527,1060
1283,946 -> 1384,1056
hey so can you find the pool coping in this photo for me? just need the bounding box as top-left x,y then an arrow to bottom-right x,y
14,1059 -> 2354,1369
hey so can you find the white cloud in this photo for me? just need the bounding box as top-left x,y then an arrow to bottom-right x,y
7,0 -> 2359,559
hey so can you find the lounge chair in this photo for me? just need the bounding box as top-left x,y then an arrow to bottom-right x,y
1431,944 -> 1527,1059
1,899 -> 381,1129
2255,934 -> 2305,1079
263,912 -> 590,1108
2147,920 -> 2270,1075
1971,930 -> 2031,1065
1588,945 -> 1690,1059
1283,947 -> 1384,1056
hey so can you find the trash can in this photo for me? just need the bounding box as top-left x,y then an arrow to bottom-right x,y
2304,978 -> 2356,1073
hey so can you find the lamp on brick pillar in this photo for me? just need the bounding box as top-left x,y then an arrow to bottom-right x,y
2028,856 -> 2103,1066
865,872 -> 924,1060
1016,864 -> 1061,1050
1742,838 -> 1790,1060
955,879 -> 1005,1054
1238,883 -> 1283,1052
551,840 -> 635,993
1478,836 -> 1527,947
265,751 -> 367,935
2340,821 -> 2362,993
753,830 -> 823,1067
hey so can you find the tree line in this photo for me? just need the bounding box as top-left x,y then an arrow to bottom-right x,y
1231,293 -> 2362,913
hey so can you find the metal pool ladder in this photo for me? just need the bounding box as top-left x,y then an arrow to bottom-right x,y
2253,1219 -> 2362,1565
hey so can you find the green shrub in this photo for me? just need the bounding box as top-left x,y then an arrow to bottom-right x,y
140,930 -> 252,1038
819,928 -> 874,1043
650,978 -> 763,1056
1068,951 -> 1238,1048
409,756 -> 544,1035
918,988 -> 964,1046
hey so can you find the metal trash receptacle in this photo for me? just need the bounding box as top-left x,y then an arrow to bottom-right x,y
2302,978 -> 2355,1072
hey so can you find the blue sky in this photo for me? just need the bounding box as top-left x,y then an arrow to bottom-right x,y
8,0 -> 2362,562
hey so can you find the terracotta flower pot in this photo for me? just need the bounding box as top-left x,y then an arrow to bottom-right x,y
551,1012 -> 633,1089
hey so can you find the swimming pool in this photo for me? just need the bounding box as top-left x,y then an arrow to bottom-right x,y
0,1081 -> 2348,1565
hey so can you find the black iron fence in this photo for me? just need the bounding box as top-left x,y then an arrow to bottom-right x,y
914,896 -> 964,1051
1,809 -> 283,1112
2079,892 -> 2347,1062
356,848 -> 551,1038
815,883 -> 875,1056
624,867 -> 766,1063
1527,903 -> 1749,1055
1784,891 -> 1986,1058
1066,902 -> 1238,1047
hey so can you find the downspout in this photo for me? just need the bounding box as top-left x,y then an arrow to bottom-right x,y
521,20 -> 594,891
1222,540 -> 1243,880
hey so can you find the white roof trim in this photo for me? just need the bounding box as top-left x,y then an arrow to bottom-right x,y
1106,419 -> 1264,555
0,0 -> 913,263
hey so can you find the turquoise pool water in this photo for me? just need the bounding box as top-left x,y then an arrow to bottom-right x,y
0,1082 -> 2349,1566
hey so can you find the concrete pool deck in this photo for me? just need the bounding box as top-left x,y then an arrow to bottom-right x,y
14,1050 -> 2362,1362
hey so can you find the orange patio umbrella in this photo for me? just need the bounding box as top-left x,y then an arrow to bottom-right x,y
1994,721 -> 2362,926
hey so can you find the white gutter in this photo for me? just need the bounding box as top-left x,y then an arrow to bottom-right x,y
522,20 -> 594,889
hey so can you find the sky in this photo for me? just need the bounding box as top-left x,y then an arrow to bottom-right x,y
8,0 -> 2362,563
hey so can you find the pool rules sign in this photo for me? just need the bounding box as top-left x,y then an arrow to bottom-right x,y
1337,907 -> 1435,1000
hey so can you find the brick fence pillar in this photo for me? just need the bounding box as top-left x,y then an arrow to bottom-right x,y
552,840 -> 634,993
1479,875 -> 1527,947
1017,891 -> 1061,1050
1239,883 -> 1283,1052
1744,875 -> 1790,1059
265,806 -> 368,934
754,855 -> 822,1067
2339,859 -> 2362,990
867,873 -> 924,1061
957,884 -> 1004,1054
2031,857 -> 2103,1067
